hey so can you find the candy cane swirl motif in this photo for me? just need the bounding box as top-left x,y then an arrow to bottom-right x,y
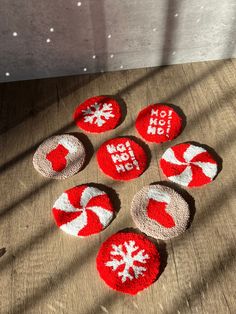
52,185 -> 114,237
160,143 -> 218,187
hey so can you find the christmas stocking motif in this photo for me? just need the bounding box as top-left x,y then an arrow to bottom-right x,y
52,185 -> 115,237
73,95 -> 122,133
160,143 -> 218,187
96,137 -> 148,181
135,104 -> 183,143
96,232 -> 160,295
131,185 -> 190,240
33,134 -> 86,179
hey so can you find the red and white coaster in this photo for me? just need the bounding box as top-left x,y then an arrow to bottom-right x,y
33,134 -> 86,179
73,96 -> 122,133
131,185 -> 190,240
160,143 -> 218,187
135,104 -> 183,143
96,232 -> 160,295
52,185 -> 115,237
96,137 -> 148,181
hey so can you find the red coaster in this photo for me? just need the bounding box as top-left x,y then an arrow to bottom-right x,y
73,96 -> 122,133
33,134 -> 85,179
135,104 -> 183,143
52,185 -> 114,237
131,185 -> 190,240
96,137 -> 148,181
160,143 -> 218,187
96,232 -> 160,295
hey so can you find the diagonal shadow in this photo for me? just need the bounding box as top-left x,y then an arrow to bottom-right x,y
7,213 -> 130,314
2,148 -> 235,313
0,223 -> 55,274
1,2 -> 236,313
0,74 -> 98,135
0,58 -> 232,177
86,242 -> 236,314
168,244 -> 236,314
89,0 -> 107,73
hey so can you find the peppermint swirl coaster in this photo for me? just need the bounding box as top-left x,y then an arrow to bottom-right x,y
73,95 -> 122,133
131,185 -> 190,240
52,185 -> 115,237
160,143 -> 218,187
33,134 -> 86,179
96,231 -> 160,295
96,137 -> 148,181
135,104 -> 183,143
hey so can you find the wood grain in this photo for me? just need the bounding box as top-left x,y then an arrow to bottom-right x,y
0,59 -> 236,314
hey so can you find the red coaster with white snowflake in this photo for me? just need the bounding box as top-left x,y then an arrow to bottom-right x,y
96,137 -> 148,181
160,143 -> 218,187
135,104 -> 183,143
73,96 -> 122,133
52,185 -> 115,237
96,232 -> 160,295
33,134 -> 86,179
131,185 -> 190,240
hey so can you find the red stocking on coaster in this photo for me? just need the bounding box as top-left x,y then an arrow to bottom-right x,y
33,134 -> 86,179
52,185 -> 115,237
160,143 -> 218,187
135,104 -> 183,143
131,185 -> 190,240
73,95 -> 122,133
96,137 -> 148,180
96,232 -> 160,295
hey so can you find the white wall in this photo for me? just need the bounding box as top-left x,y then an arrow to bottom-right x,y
0,0 -> 235,82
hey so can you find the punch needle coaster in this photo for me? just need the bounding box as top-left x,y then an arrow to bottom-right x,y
52,185 -> 115,237
131,185 -> 190,240
96,231 -> 160,295
160,143 -> 218,187
96,137 -> 148,180
135,103 -> 183,143
73,95 -> 122,133
33,134 -> 86,179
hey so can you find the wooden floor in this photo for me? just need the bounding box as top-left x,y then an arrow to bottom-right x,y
0,59 -> 236,314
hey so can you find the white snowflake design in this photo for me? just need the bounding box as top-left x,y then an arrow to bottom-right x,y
105,240 -> 150,283
82,102 -> 115,127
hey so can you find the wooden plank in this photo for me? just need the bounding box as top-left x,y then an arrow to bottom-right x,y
0,59 -> 235,314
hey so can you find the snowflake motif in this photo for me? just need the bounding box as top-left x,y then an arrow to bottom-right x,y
82,102 -> 115,127
105,240 -> 150,283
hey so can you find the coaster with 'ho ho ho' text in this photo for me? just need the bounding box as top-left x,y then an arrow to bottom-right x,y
96,137 -> 148,180
135,103 -> 183,143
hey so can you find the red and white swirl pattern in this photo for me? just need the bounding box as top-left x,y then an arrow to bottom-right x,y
160,143 -> 218,187
52,185 -> 114,237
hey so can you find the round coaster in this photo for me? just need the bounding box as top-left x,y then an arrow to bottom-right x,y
135,104 -> 183,143
33,134 -> 85,179
160,143 -> 218,187
52,185 -> 114,237
131,185 -> 190,240
96,232 -> 160,295
73,95 -> 122,133
96,137 -> 148,181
